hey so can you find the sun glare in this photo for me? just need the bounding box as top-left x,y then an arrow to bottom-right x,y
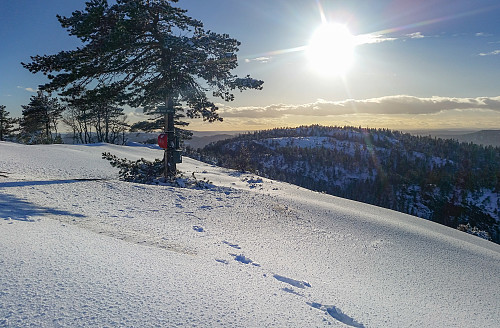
307,23 -> 356,76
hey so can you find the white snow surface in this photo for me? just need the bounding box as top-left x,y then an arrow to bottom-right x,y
1,141 -> 499,328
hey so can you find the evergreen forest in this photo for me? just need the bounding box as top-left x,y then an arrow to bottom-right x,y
189,125 -> 500,243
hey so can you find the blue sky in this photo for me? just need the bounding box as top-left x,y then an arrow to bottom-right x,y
2,0 -> 500,131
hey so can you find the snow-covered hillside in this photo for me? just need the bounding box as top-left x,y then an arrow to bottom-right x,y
196,126 -> 500,242
1,141 -> 499,327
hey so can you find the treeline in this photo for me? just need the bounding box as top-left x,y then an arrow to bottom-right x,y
0,91 -> 195,145
188,125 -> 500,243
0,90 -> 129,145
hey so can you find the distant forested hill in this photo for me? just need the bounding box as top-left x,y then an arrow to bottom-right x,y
453,130 -> 500,147
188,125 -> 500,243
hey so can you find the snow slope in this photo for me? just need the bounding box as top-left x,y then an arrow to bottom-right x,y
1,141 -> 499,327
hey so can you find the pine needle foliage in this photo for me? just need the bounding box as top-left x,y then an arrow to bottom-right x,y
22,0 -> 263,121
102,152 -> 164,183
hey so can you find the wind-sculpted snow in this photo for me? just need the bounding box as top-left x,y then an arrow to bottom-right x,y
1,141 -> 499,327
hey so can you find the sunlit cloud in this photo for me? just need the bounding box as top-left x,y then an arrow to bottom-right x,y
406,32 -> 425,39
244,56 -> 272,63
188,108 -> 500,132
355,31 -> 428,44
125,111 -> 149,125
17,86 -> 38,93
243,32 -> 397,66
217,95 -> 500,119
373,4 -> 500,39
475,32 -> 493,37
479,50 -> 500,56
354,34 -> 397,44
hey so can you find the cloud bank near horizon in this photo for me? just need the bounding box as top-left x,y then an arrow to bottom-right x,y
217,95 -> 500,118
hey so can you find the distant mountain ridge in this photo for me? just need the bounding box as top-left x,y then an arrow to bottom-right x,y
453,130 -> 500,147
190,125 -> 500,243
184,134 -> 235,150
409,129 -> 500,147
60,131 -> 238,149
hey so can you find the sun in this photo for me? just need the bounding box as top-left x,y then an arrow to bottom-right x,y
306,23 -> 356,76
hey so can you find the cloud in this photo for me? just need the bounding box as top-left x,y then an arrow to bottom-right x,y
125,111 -> 149,124
218,95 -> 500,119
245,56 -> 272,63
479,50 -> 500,56
406,32 -> 425,39
17,86 -> 38,93
355,34 -> 397,45
355,31 -> 427,45
242,31 -> 421,65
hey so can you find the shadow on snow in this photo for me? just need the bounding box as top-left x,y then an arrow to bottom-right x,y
0,179 -> 103,189
0,180 -> 87,221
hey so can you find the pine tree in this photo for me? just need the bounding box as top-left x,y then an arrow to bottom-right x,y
19,91 -> 63,144
63,87 -> 129,144
130,101 -> 193,141
0,105 -> 16,141
62,92 -> 94,144
23,0 -> 263,177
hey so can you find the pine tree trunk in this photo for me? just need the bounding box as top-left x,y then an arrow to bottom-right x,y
164,96 -> 176,179
0,111 -> 3,141
0,113 -> 4,141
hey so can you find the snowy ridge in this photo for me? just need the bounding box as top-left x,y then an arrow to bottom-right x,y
197,126 -> 500,242
1,141 -> 499,327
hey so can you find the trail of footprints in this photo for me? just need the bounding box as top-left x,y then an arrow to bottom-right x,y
193,225 -> 366,327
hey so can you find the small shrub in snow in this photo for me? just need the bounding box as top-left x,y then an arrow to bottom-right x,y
102,152 -> 164,184
102,152 -> 213,189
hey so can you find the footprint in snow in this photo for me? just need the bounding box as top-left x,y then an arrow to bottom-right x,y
307,302 -> 366,328
273,274 -> 311,289
230,253 -> 261,267
282,287 -> 304,297
192,226 -> 204,232
222,240 -> 241,249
